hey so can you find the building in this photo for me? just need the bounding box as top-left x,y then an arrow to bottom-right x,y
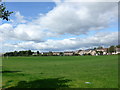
32,52 -> 38,56
116,48 -> 120,54
90,50 -> 96,56
64,51 -> 74,56
78,50 -> 86,55
41,52 -> 49,56
52,52 -> 60,56
96,48 -> 108,55
78,50 -> 96,56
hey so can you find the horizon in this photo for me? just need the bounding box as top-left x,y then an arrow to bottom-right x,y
2,45 -> 119,53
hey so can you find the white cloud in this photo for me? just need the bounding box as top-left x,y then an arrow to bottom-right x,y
38,2 -> 117,35
0,2 -> 118,52
1,2 -> 117,42
0,23 -> 58,42
12,11 -> 27,24
0,24 -> 13,41
3,32 -> 118,52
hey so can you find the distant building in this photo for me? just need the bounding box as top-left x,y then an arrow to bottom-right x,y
112,52 -> 116,55
78,50 -> 86,55
116,48 -> 120,54
32,52 -> 38,55
64,51 -> 74,56
96,48 -> 108,55
78,50 -> 96,56
90,50 -> 96,56
41,52 -> 49,55
74,50 -> 82,54
52,52 -> 60,56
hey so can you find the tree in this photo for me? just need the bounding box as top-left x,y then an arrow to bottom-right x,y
97,46 -> 103,49
108,46 -> 115,53
28,50 -> 33,56
14,51 -> 18,56
48,51 -> 53,56
59,52 -> 64,56
37,51 -> 40,55
116,45 -> 120,48
93,47 -> 97,50
0,4 -> 13,21
96,51 -> 103,55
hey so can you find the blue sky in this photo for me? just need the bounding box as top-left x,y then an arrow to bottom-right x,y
0,1 -> 118,53
6,2 -> 56,17
2,2 -> 56,24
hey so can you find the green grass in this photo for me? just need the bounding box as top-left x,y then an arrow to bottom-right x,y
2,55 -> 118,88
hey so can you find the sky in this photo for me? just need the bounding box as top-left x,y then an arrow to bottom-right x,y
0,0 -> 119,53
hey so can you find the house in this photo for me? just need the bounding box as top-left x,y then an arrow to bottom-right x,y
78,50 -> 86,55
64,51 -> 74,56
52,52 -> 60,56
32,52 -> 38,56
116,48 -> 120,54
41,52 -> 49,56
78,50 -> 96,56
112,52 -> 116,55
96,48 -> 108,55
90,50 -> 96,56
75,50 -> 82,53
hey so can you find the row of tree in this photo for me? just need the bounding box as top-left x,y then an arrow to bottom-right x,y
3,51 -> 63,56
3,50 -> 34,56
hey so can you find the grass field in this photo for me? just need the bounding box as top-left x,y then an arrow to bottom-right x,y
2,55 -> 118,88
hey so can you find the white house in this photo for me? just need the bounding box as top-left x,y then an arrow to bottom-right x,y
96,48 -> 108,55
32,52 -> 38,55
52,52 -> 60,56
78,50 -> 96,56
116,48 -> 120,54
64,51 -> 74,56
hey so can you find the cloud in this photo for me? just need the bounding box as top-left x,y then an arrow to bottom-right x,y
0,23 -> 58,42
39,2 -> 117,35
1,2 -> 117,42
0,2 -> 118,52
12,11 -> 27,24
3,32 -> 118,52
0,24 -> 13,41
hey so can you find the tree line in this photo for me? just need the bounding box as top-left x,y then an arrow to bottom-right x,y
3,50 -> 34,56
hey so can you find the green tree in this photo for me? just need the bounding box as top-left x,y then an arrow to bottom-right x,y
116,45 -> 120,48
93,47 -> 97,50
60,52 -> 64,56
97,46 -> 103,49
108,46 -> 115,53
0,4 -> 13,21
28,50 -> 33,56
48,51 -> 53,56
14,51 -> 18,56
37,51 -> 40,55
